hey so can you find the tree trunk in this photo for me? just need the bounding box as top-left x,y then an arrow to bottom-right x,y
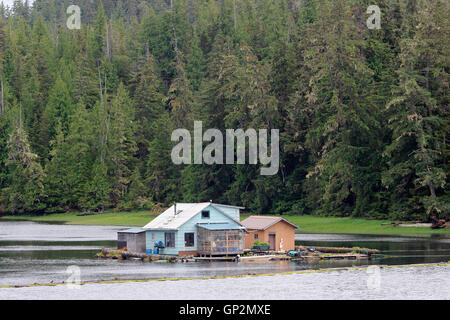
170,0 -> 180,65
106,22 -> 112,61
233,0 -> 237,31
1,78 -> 4,115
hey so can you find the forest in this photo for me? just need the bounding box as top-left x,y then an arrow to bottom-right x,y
0,0 -> 448,220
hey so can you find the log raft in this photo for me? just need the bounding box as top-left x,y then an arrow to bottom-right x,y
97,248 -> 181,263
97,246 -> 381,263
297,246 -> 380,255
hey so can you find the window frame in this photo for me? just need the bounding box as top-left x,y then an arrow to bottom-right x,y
201,210 -> 210,219
184,233 -> 195,248
165,232 -> 175,248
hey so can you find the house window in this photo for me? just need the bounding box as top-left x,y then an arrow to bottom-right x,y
165,233 -> 175,248
201,210 -> 210,219
254,234 -> 258,240
185,233 -> 195,247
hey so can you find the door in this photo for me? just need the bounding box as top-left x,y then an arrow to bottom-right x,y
268,233 -> 276,250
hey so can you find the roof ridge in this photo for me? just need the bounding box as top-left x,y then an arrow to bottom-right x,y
249,215 -> 280,219
241,215 -> 299,230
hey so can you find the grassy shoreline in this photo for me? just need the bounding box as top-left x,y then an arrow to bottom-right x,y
1,210 -> 449,237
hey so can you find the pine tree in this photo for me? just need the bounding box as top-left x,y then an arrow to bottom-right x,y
302,0 -> 377,216
167,46 -> 193,127
39,75 -> 74,160
128,54 -> 164,160
3,109 -> 46,214
46,103 -> 95,210
0,0 -> 447,218
146,111 -> 180,204
91,0 -> 107,62
0,15 -> 6,116
180,32 -> 232,204
382,0 -> 448,220
108,83 -> 138,206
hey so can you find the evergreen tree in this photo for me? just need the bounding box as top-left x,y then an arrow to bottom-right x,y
108,83 -> 138,206
302,0 -> 378,216
0,0 -> 447,219
128,54 -> 164,160
3,109 -> 46,214
39,75 -> 74,160
382,0 -> 449,220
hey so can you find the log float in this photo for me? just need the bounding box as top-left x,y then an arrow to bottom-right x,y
297,246 -> 380,255
98,248 -> 179,262
98,247 -> 380,263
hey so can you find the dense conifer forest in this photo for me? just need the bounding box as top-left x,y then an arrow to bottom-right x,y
0,0 -> 448,220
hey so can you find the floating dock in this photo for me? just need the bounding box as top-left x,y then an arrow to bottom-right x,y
97,246 -> 380,263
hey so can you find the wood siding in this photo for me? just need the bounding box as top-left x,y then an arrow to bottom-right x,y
244,220 -> 296,251
118,232 -> 146,253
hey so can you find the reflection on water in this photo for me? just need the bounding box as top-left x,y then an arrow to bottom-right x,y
0,221 -> 449,289
1,265 -> 449,300
295,233 -> 450,266
0,221 -> 124,241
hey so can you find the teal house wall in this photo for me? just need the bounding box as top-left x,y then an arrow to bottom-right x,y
144,203 -> 244,256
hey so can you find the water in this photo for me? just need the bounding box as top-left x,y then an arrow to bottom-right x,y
295,233 -> 450,266
1,265 -> 449,300
0,221 -> 449,299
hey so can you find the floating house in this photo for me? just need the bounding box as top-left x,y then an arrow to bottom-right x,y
242,216 -> 299,251
142,203 -> 246,256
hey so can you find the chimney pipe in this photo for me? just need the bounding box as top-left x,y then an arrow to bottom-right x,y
174,203 -> 177,216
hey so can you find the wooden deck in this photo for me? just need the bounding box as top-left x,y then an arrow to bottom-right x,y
291,254 -> 370,261
194,256 -> 236,262
239,255 -> 291,262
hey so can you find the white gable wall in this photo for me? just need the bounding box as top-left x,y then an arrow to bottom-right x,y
212,204 -> 241,221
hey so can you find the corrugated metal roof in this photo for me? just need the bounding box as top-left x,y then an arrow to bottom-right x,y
241,216 -> 299,230
143,203 -> 212,230
212,203 -> 246,210
197,223 -> 244,230
118,228 -> 146,234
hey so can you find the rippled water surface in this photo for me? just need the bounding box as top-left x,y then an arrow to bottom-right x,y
0,221 -> 449,299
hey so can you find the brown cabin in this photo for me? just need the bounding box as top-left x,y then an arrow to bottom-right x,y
242,216 -> 299,252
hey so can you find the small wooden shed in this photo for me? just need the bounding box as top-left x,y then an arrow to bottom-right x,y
242,216 -> 299,252
117,228 -> 146,253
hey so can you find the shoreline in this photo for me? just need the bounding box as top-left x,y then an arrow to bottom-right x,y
1,211 -> 449,237
1,261 -> 448,289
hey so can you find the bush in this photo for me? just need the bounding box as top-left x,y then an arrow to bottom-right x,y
253,240 -> 270,247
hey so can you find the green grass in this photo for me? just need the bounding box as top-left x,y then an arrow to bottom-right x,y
0,210 -> 158,226
269,215 -> 450,237
1,210 -> 449,237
